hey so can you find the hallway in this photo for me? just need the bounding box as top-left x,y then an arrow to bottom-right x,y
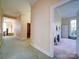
0,36 -> 52,59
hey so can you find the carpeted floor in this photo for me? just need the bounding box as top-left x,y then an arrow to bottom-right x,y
0,36 -> 53,59
54,38 -> 78,59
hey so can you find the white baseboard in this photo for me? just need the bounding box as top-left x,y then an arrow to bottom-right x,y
31,43 -> 51,57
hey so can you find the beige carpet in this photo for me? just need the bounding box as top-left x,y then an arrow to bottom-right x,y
54,38 -> 78,59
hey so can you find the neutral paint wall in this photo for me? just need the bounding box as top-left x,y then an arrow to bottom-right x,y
19,13 -> 28,40
0,0 -> 2,34
61,18 -> 69,38
31,0 -> 59,56
14,17 -> 21,38
14,12 -> 31,40
0,0 -> 3,47
14,15 -> 27,40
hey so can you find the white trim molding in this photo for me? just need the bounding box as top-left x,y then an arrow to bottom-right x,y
77,10 -> 79,58
31,43 -> 51,57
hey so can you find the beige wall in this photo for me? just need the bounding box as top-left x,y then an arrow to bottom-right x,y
61,18 -> 70,38
0,0 -> 3,47
14,12 -> 31,40
31,0 -> 59,56
19,14 -> 28,40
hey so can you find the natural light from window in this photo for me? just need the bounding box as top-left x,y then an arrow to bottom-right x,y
70,19 -> 76,38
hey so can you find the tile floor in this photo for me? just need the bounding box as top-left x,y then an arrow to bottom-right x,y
0,36 -> 53,59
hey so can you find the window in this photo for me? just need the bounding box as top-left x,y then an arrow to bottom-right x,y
70,19 -> 76,38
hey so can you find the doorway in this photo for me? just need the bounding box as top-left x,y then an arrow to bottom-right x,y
27,23 -> 31,38
2,16 -> 16,36
50,0 -> 78,59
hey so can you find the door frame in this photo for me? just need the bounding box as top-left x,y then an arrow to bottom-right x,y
49,0 -> 73,57
77,9 -> 79,58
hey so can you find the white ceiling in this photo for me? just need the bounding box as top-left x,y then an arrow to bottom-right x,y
27,0 -> 37,5
2,0 -> 37,17
3,0 -> 76,18
56,0 -> 79,18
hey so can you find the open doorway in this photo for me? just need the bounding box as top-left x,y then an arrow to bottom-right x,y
2,16 -> 16,37
52,0 -> 78,59
54,17 -> 77,59
27,23 -> 31,38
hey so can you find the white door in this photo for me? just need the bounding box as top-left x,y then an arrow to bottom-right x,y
77,10 -> 79,57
